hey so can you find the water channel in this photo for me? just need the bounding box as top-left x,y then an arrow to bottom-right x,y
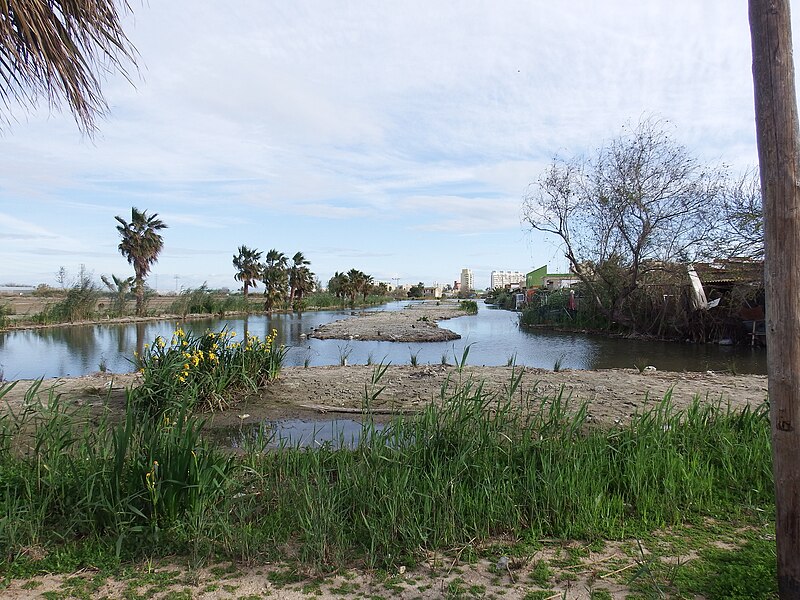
0,301 -> 767,381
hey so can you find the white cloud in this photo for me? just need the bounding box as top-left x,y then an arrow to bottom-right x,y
0,1 -> 781,287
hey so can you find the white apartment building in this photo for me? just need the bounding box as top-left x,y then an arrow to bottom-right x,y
490,270 -> 525,289
460,268 -> 474,292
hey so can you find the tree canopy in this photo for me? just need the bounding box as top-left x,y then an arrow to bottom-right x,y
115,207 -> 166,316
522,118 -> 730,326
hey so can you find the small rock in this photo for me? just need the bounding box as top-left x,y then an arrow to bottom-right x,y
496,556 -> 509,571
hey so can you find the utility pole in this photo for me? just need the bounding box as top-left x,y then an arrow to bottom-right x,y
749,0 -> 800,595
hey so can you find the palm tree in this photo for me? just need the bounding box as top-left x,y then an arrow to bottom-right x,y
345,269 -> 367,306
288,251 -> 312,304
328,272 -> 348,304
101,273 -> 134,316
360,274 -> 375,301
115,208 -> 167,316
1,0 -> 136,133
262,249 -> 288,312
232,246 -> 262,299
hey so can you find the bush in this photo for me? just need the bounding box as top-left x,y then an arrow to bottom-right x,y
0,303 -> 12,329
133,327 -> 288,414
170,285 -> 245,317
459,300 -> 478,314
31,278 -> 100,324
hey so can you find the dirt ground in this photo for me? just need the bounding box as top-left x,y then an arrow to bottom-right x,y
1,363 -> 769,431
310,302 -> 466,342
0,542 -> 641,599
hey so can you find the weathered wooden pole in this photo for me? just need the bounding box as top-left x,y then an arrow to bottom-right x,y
749,0 -> 800,595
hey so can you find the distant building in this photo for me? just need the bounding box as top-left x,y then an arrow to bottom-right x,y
490,270 -> 525,290
423,285 -> 442,299
525,265 -> 581,290
460,269 -> 473,292
526,266 -> 548,288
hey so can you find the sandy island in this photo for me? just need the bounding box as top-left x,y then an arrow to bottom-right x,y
309,301 -> 466,342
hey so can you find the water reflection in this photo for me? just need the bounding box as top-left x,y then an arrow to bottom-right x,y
217,418 -> 386,450
0,302 -> 767,380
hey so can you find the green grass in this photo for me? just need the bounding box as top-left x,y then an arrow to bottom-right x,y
0,364 -> 776,593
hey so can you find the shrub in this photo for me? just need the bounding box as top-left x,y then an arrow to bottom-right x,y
133,327 -> 288,414
459,300 -> 478,314
0,303 -> 12,329
169,285 -> 247,317
31,278 -> 100,323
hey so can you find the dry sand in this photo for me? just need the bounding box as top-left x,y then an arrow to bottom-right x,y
309,301 -> 467,342
1,364 -> 769,431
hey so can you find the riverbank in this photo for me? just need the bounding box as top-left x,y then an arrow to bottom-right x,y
0,365 -> 775,600
0,297 -> 395,333
1,364 -> 769,429
309,301 -> 467,342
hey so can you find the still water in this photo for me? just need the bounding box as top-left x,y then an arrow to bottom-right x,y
0,301 -> 766,380
215,418 -> 387,450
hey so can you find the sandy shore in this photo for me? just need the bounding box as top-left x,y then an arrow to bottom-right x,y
310,300 -> 468,342
1,364 -> 769,430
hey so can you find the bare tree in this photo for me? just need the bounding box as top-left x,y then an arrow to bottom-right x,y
522,118 -> 727,328
717,169 -> 764,260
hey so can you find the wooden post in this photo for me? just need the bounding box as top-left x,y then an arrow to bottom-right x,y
749,0 -> 800,595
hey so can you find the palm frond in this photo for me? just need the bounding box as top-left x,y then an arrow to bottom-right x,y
0,0 -> 136,132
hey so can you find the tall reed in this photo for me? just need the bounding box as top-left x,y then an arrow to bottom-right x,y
0,370 -> 773,574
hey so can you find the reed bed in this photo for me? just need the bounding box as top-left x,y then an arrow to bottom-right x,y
0,367 -> 773,575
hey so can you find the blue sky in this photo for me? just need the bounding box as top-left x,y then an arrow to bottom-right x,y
0,1 -> 782,292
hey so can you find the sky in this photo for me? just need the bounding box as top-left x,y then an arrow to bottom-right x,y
0,1 -> 784,292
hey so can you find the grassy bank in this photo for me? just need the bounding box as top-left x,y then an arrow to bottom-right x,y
0,353 -> 775,596
1,289 -> 397,330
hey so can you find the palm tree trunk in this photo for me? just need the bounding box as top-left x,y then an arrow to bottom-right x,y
135,277 -> 145,316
